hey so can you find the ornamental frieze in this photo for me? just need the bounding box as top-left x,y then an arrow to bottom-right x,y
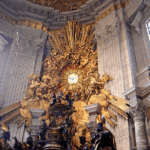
0,0 -> 132,31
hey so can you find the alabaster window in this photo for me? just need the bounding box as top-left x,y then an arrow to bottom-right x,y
146,19 -> 150,40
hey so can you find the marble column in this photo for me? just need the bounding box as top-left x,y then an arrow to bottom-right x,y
130,104 -> 148,150
29,108 -> 45,145
84,103 -> 101,137
29,125 -> 39,145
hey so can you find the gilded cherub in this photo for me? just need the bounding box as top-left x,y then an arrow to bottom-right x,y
35,75 -> 52,99
28,73 -> 40,85
25,73 -> 40,98
0,123 -> 11,150
84,72 -> 104,103
85,58 -> 98,74
100,72 -> 114,87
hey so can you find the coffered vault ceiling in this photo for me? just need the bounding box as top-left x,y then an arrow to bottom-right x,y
27,0 -> 90,12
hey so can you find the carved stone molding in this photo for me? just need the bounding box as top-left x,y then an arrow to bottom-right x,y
124,87 -> 141,107
0,0 -> 110,28
84,103 -> 101,137
88,114 -> 98,122
30,108 -> 45,118
29,125 -> 39,135
84,103 -> 101,115
29,108 -> 45,144
131,11 -> 143,34
30,108 -> 45,125
15,32 -> 45,57
0,35 -> 8,52
85,121 -> 97,137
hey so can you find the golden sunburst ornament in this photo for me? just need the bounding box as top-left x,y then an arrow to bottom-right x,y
68,73 -> 78,84
60,65 -> 85,93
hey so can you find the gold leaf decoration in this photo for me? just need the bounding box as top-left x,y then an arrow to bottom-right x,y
0,21 -> 130,139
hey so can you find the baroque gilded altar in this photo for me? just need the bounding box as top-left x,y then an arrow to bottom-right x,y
0,21 -> 130,150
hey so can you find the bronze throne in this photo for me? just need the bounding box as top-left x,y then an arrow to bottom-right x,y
43,102 -> 74,150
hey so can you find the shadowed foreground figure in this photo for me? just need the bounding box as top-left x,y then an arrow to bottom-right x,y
13,136 -> 33,150
50,94 -> 57,107
74,136 -> 89,150
0,123 -> 12,150
91,123 -> 116,150
39,119 -> 47,141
